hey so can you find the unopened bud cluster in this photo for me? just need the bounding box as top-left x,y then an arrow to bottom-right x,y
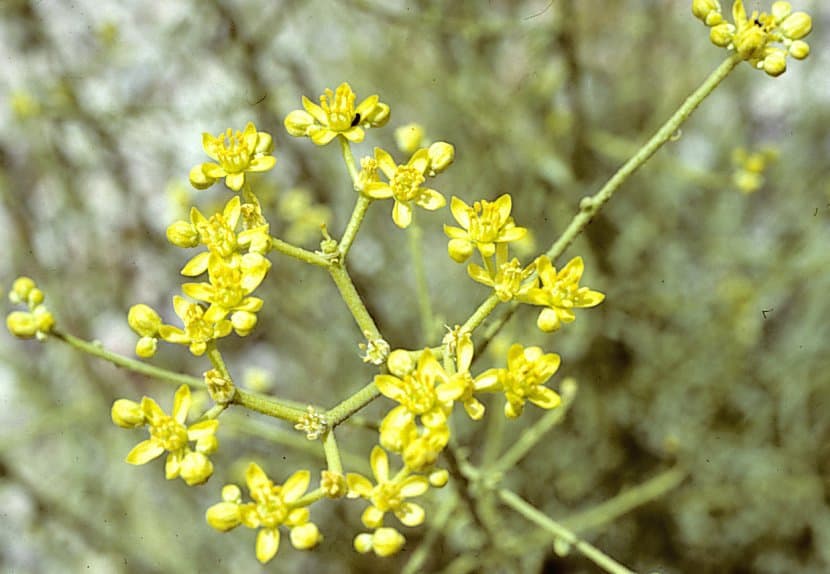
6,277 -> 54,341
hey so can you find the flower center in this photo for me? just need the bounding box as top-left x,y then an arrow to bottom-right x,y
321,85 -> 356,132
183,304 -> 214,341
215,128 -> 252,174
401,373 -> 436,415
373,483 -> 403,512
199,214 -> 237,258
468,200 -> 504,243
391,166 -> 424,202
256,493 -> 288,528
151,415 -> 188,451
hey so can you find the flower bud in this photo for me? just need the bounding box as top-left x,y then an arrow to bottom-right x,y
447,238 -> 474,263
709,23 -> 734,47
111,399 -> 145,428
231,310 -> 257,336
128,304 -> 162,337
354,533 -> 374,554
692,0 -> 721,23
135,336 -> 158,358
206,501 -> 242,532
221,484 -> 242,503
427,141 -> 454,174
284,110 -> 315,137
290,523 -> 322,550
387,349 -> 415,377
372,527 -> 405,557
7,311 -> 38,338
32,306 -> 55,335
771,1 -> 792,22
779,12 -> 811,40
27,288 -> 45,307
429,469 -> 449,487
321,470 -> 347,499
189,164 -> 216,190
254,131 -> 274,155
181,451 -> 214,486
734,26 -> 766,60
763,50 -> 787,77
361,102 -> 390,128
394,123 -> 425,154
789,40 -> 809,60
9,277 -> 36,304
166,220 -> 199,248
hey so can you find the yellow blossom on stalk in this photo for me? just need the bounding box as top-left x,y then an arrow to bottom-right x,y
467,244 -> 534,302
346,445 -> 430,529
158,296 -> 233,356
284,82 -> 390,145
182,253 -> 269,336
444,195 -> 527,263
171,196 -> 271,276
692,1 -> 812,76
476,344 -> 562,418
518,256 -> 605,332
127,304 -> 162,358
378,406 -> 449,472
190,122 -> 276,191
436,329 -> 487,420
206,463 -> 321,564
363,147 -> 448,228
375,349 -> 455,434
6,277 -> 54,341
112,384 -> 219,486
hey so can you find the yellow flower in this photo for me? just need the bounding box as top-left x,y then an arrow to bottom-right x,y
182,253 -> 269,336
114,384 -> 219,486
476,344 -> 562,418
467,245 -> 534,303
284,82 -> 390,145
518,256 -> 604,332
374,349 -> 454,431
731,146 -> 778,193
346,445 -> 430,529
444,195 -> 527,263
205,463 -> 319,564
190,122 -> 276,191
363,147 -> 447,228
692,1 -> 812,76
158,295 -> 233,355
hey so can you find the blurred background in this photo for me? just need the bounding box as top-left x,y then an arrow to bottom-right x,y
1,0 -> 828,572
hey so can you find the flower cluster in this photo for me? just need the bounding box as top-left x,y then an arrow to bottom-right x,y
206,463 -> 322,564
284,82 -> 390,145
6,277 -> 54,340
129,194 -> 272,357
189,122 -> 276,191
111,384 -> 219,486
692,0 -> 812,76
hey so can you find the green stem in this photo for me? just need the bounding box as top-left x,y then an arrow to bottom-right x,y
562,466 -> 687,534
339,135 -> 360,188
546,53 -> 741,262
327,263 -> 381,339
322,429 -> 344,474
326,380 -> 381,427
206,342 -> 232,380
51,330 -> 204,388
339,195 -> 372,259
488,379 -> 578,477
292,488 -> 326,508
408,211 -> 435,343
461,293 -> 501,334
232,388 -> 307,424
270,236 -> 331,267
498,489 -> 638,574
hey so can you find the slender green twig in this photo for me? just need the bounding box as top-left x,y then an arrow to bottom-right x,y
322,429 -> 344,474
270,236 -> 331,267
206,342 -> 232,381
498,489 -> 638,574
339,135 -> 360,188
460,293 -> 501,334
231,388 -> 307,423
339,195 -> 372,259
408,212 -> 435,342
546,53 -> 741,262
327,263 -> 382,339
326,379 -> 382,427
562,466 -> 687,534
51,330 -> 204,387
